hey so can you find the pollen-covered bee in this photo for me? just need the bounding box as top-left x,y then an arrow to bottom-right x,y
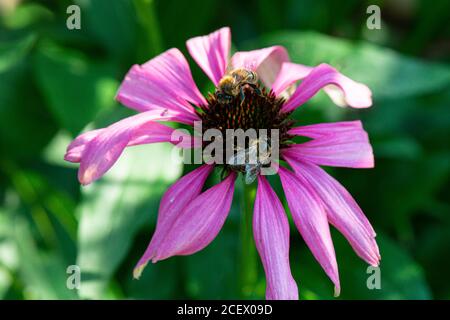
215,68 -> 260,104
227,136 -> 271,184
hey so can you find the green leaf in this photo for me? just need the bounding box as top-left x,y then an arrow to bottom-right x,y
76,143 -> 182,299
0,3 -> 53,30
184,226 -> 240,299
42,131 -> 77,167
0,34 -> 36,73
132,0 -> 163,61
2,163 -> 78,263
416,225 -> 450,299
0,211 -> 18,271
0,37 -> 57,159
156,0 -> 219,49
372,136 -> 423,160
0,210 -> 18,299
0,266 -> 13,299
3,210 -> 78,299
75,0 -> 138,61
33,42 -> 119,135
125,258 -> 179,299
254,31 -> 450,100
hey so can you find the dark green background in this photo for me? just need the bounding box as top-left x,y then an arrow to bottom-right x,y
0,0 -> 449,299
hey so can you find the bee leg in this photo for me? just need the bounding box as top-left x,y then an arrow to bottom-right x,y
239,86 -> 246,106
250,83 -> 262,96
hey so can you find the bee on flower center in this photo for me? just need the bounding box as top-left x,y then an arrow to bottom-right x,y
227,136 -> 272,184
215,68 -> 260,104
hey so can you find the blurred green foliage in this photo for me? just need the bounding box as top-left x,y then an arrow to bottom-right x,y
0,0 -> 449,300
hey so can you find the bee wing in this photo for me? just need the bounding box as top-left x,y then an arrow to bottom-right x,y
256,137 -> 271,164
258,136 -> 268,150
227,148 -> 247,166
259,153 -> 272,165
246,143 -> 259,164
244,163 -> 260,185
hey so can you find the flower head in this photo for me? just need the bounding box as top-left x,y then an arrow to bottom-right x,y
65,27 -> 379,300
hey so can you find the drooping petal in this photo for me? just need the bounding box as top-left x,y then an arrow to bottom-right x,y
278,167 -> 340,295
282,123 -> 374,169
288,120 -> 363,139
186,27 -> 231,85
65,122 -> 198,164
134,164 -> 214,278
152,172 -> 236,262
254,176 -> 298,300
77,109 -> 197,185
280,63 -> 372,113
231,46 -> 290,88
283,156 -> 380,266
116,48 -> 206,115
64,129 -> 104,163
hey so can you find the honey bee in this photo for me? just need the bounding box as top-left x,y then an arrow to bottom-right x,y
227,136 -> 271,184
215,68 -> 260,104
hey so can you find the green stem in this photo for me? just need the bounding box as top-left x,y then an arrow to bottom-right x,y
240,181 -> 258,298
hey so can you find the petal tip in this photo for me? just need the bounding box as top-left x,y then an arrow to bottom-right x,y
78,167 -> 97,186
64,153 -> 77,163
133,262 -> 148,279
334,285 -> 341,298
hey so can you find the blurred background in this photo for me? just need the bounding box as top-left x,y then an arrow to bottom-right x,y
0,0 -> 449,300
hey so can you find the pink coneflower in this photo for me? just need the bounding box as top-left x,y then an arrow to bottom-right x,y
65,27 -> 379,300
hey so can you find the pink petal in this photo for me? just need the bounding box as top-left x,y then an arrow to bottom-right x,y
280,63 -> 372,112
278,167 -> 340,295
288,120 -> 363,139
254,176 -> 298,300
65,124 -> 197,164
77,109 -> 197,185
116,48 -> 206,115
64,129 -> 104,163
286,159 -> 380,266
282,122 -> 374,169
284,156 -> 380,266
231,46 -> 290,88
152,172 -> 236,262
186,27 -> 231,85
270,62 -> 313,96
133,164 -> 214,278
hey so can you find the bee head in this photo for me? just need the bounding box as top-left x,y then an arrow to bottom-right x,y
215,90 -> 234,104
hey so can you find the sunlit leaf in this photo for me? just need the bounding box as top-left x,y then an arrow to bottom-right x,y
76,143 -> 182,299
33,42 -> 119,135
1,3 -> 53,30
0,34 -> 36,73
0,210 -> 18,298
8,213 -> 78,299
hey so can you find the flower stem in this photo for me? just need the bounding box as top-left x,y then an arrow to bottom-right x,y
239,181 -> 258,298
